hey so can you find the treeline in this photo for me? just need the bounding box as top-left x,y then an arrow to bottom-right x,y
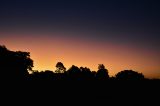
30,64 -> 145,81
0,45 -> 159,81
1,45 -> 160,105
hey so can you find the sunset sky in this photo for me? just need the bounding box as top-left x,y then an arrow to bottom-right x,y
0,0 -> 160,78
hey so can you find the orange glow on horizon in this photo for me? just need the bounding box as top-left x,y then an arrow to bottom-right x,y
0,32 -> 160,78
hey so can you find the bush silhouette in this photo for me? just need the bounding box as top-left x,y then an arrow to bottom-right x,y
115,70 -> 144,81
31,70 -> 55,81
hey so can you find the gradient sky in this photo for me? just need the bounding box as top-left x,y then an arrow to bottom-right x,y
0,0 -> 160,78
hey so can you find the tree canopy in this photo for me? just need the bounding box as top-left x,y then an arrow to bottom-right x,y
115,70 -> 144,80
0,45 -> 33,80
55,62 -> 66,73
0,45 -> 156,82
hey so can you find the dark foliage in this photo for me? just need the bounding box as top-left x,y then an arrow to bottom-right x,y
0,45 -> 33,81
55,62 -> 66,73
115,70 -> 145,81
1,45 -> 159,105
96,64 -> 109,80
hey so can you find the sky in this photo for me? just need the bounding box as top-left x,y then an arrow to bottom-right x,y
0,0 -> 160,78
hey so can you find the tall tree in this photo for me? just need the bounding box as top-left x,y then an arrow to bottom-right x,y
96,64 -> 109,80
55,62 -> 66,73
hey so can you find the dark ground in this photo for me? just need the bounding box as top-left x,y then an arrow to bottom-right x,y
2,80 -> 159,105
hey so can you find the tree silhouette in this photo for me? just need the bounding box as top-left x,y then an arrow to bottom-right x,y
1,45 -> 159,84
115,70 -> 144,81
80,67 -> 93,80
1,45 -> 160,105
55,62 -> 66,73
0,45 -> 33,80
31,70 -> 55,81
67,65 -> 81,80
96,64 -> 109,80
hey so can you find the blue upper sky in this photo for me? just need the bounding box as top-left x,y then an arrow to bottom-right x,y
0,0 -> 160,50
